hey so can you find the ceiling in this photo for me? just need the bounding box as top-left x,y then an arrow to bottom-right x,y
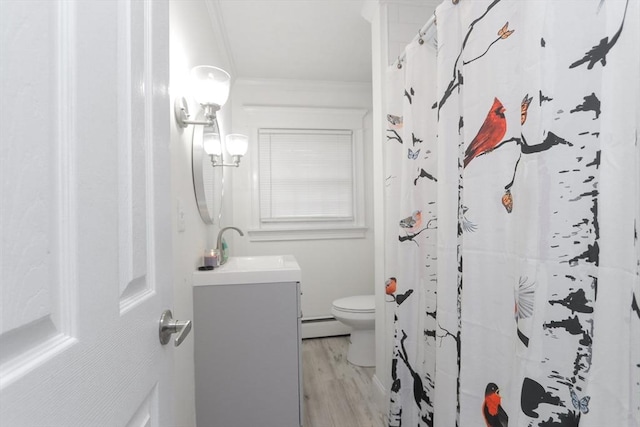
211,0 -> 373,83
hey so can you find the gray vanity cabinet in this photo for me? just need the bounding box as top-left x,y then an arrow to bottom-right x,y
193,280 -> 303,427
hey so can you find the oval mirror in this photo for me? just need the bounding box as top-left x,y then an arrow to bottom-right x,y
192,120 -> 224,224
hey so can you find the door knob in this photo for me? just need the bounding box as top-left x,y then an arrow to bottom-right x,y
159,309 -> 192,346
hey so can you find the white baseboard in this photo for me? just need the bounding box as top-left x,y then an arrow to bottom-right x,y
301,318 -> 351,339
372,373 -> 388,421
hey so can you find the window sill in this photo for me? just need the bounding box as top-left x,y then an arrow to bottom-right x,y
247,226 -> 368,242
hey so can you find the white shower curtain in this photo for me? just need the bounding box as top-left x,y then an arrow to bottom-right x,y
384,1 -> 640,426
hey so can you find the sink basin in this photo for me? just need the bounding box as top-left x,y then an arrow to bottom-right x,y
193,255 -> 301,286
224,255 -> 288,271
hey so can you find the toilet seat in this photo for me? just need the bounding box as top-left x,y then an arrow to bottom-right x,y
332,295 -> 375,313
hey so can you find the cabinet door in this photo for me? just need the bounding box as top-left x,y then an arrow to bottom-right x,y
194,282 -> 301,427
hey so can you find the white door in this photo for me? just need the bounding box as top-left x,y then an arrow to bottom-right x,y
0,0 -> 176,425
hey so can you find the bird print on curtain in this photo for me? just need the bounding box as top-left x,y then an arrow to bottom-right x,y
483,383 -> 509,427
463,97 -> 507,168
385,1 -> 639,426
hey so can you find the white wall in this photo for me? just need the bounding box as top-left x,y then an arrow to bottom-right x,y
230,79 -> 375,334
386,1 -> 440,63
169,1 -> 233,425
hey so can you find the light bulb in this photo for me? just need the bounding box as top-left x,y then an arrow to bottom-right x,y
203,132 -> 222,156
226,134 -> 249,157
190,66 -> 230,107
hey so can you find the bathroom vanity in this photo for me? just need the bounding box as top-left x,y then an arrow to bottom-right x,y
192,255 -> 302,427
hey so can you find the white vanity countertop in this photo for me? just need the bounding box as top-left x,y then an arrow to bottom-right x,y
193,255 -> 301,286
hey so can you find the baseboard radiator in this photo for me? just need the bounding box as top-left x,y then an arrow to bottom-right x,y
301,316 -> 351,339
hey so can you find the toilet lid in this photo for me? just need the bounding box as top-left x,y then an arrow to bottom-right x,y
333,295 -> 375,313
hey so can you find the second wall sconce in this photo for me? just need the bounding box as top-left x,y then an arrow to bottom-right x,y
203,132 -> 248,168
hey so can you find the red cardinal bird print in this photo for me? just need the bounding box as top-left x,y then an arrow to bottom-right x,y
464,98 -> 507,168
482,382 -> 508,427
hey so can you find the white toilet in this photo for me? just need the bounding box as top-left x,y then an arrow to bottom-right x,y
331,295 -> 375,367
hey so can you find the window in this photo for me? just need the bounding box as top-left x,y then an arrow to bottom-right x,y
258,129 -> 354,222
244,105 -> 368,241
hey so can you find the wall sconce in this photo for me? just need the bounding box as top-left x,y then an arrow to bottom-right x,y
174,65 -> 230,128
203,131 -> 248,168
178,65 -> 249,224
224,134 -> 249,167
203,130 -> 223,164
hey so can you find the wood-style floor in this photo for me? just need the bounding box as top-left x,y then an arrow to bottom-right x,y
302,336 -> 386,427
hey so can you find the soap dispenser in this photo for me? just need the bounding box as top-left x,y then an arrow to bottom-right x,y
221,238 -> 229,264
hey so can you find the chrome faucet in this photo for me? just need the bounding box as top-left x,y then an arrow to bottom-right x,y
216,226 -> 244,265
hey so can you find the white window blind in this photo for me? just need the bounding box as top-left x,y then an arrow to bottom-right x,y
258,129 -> 354,222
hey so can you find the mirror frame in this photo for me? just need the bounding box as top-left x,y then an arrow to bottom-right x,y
192,118 -> 223,224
